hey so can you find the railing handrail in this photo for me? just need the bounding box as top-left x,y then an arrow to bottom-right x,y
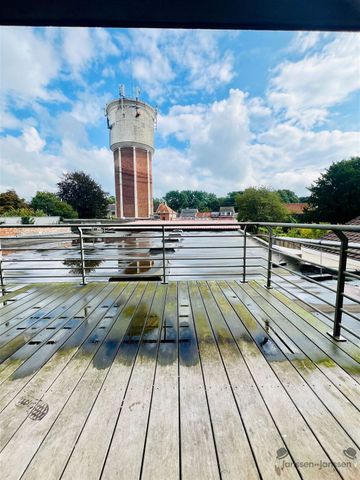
0,221 -> 360,232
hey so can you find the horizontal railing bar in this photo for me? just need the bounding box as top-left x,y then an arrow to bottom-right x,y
167,273 -> 261,277
270,261 -> 338,293
81,234 -> 244,239
270,260 -> 360,305
264,275 -> 336,322
340,308 -> 360,322
0,247 -> 77,251
2,264 -> 264,271
345,271 -> 360,280
1,221 -> 360,231
273,236 -> 360,250
267,249 -> 342,277
4,275 -> 82,278
1,255 -> 265,263
268,279 -> 360,341
260,266 -> 337,309
0,236 -> 79,241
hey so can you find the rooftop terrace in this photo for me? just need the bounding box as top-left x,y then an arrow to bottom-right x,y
0,279 -> 359,480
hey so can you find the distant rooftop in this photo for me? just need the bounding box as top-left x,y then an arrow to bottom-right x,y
156,203 -> 176,215
285,203 -> 308,214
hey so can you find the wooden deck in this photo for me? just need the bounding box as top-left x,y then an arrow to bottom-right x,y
0,280 -> 359,480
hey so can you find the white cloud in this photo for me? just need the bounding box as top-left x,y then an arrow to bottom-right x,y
269,33 -> 360,127
0,132 -> 113,200
22,127 -> 46,153
60,27 -> 119,79
0,133 -> 64,198
153,148 -> 198,196
0,27 -> 63,103
157,89 -> 360,195
289,32 -> 326,54
61,28 -> 94,76
119,29 -> 235,101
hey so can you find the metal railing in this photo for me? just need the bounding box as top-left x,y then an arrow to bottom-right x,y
0,221 -> 359,342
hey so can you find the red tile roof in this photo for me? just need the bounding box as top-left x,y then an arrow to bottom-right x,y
196,212 -> 212,218
285,203 -> 308,214
156,203 -> 176,214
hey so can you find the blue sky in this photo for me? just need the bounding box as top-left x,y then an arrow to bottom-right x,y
0,28 -> 359,199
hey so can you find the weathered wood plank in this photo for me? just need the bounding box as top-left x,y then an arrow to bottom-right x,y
0,283 -> 96,363
178,281 -> 220,480
189,280 -> 259,479
0,283 -> 109,404
141,281 -> 180,480
223,280 -> 360,480
60,283 -> 167,480
0,284 -> 65,329
242,282 -> 360,447
101,283 -> 165,480
202,281 -> 300,480
21,282 -> 158,480
0,282 -> 142,480
216,279 -> 341,480
0,285 -> 35,307
249,280 -> 360,378
260,282 -> 360,359
248,281 -> 360,410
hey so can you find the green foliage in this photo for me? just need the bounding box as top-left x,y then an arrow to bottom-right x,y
236,187 -> 288,223
2,207 -> 45,217
276,189 -> 299,203
0,190 -> 28,214
163,190 -> 241,212
153,197 -> 162,211
30,192 -> 78,219
57,171 -> 108,219
106,195 -> 116,205
267,226 -> 329,239
305,157 -> 360,223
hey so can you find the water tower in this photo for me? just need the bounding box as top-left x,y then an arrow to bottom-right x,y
105,86 -> 156,218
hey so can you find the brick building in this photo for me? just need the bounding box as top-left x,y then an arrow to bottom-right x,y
156,203 -> 177,221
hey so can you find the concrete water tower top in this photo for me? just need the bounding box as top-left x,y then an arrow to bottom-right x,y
105,90 -> 157,153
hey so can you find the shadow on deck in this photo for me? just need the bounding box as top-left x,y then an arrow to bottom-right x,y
0,280 -> 359,480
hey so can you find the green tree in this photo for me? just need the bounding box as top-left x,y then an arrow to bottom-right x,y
30,192 -> 78,218
305,157 -> 360,223
236,187 -> 288,223
57,171 -> 108,218
0,190 -> 28,214
163,190 -> 187,212
164,190 -> 221,212
106,195 -> 116,205
2,207 -> 45,218
153,197 -> 162,211
276,189 -> 299,203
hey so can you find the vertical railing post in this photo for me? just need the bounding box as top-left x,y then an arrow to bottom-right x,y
161,225 -> 167,284
242,225 -> 247,283
78,227 -> 87,285
0,260 -> 6,298
265,226 -> 273,289
327,230 -> 348,341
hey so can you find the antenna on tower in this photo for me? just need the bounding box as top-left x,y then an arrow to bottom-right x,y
119,84 -> 125,116
154,106 -> 158,130
135,87 -> 141,101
